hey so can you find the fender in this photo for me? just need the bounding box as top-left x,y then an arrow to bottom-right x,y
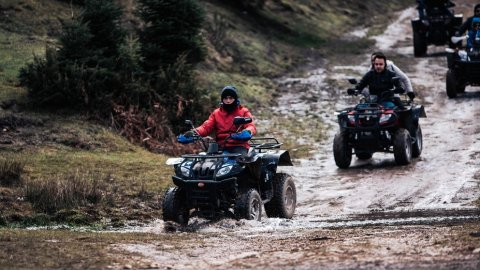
260,150 -> 294,166
412,104 -> 427,119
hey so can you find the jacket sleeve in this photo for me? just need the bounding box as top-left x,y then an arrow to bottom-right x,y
389,61 -> 414,93
457,17 -> 471,35
242,109 -> 257,136
195,111 -> 216,137
356,71 -> 371,91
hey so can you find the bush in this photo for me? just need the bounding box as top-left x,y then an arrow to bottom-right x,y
24,173 -> 103,214
0,154 -> 25,187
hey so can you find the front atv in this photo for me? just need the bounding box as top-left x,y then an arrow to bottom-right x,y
163,118 -> 297,225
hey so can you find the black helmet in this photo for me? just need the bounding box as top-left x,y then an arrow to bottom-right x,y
220,85 -> 240,112
221,86 -> 238,100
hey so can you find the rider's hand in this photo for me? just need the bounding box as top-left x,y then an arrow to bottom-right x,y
347,88 -> 358,95
177,134 -> 194,144
407,92 -> 416,100
231,130 -> 252,141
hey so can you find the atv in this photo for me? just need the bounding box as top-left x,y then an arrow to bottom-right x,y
163,117 -> 296,225
412,0 -> 463,57
333,79 -> 427,169
445,36 -> 480,98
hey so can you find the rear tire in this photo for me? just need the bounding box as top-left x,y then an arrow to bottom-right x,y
162,187 -> 190,225
446,69 -> 457,98
393,128 -> 412,165
235,189 -> 262,221
333,131 -> 352,169
264,173 -> 296,219
411,126 -> 423,158
413,31 -> 427,57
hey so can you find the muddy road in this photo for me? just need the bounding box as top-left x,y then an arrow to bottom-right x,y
113,3 -> 480,270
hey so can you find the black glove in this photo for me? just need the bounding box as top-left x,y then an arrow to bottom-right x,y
347,88 -> 358,95
394,87 -> 405,94
407,92 -> 416,100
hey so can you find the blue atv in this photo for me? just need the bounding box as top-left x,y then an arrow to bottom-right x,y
163,117 -> 296,225
446,35 -> 480,97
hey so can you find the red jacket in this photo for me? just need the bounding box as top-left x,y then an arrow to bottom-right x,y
196,105 -> 256,149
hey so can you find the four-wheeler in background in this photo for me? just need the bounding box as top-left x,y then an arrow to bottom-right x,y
412,0 -> 463,56
333,79 -> 426,169
445,34 -> 480,97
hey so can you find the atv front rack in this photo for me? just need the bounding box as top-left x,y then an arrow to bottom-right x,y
250,137 -> 283,150
182,153 -> 241,159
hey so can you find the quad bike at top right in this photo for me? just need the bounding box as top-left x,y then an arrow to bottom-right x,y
445,17 -> 480,98
412,0 -> 463,57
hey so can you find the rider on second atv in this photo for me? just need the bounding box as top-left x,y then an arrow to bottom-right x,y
455,3 -> 480,37
466,17 -> 480,50
349,53 -> 405,108
178,85 -> 257,155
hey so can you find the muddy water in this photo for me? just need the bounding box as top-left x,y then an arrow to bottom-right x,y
116,3 -> 480,268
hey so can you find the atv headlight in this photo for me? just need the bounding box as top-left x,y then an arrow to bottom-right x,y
216,165 -> 233,177
379,113 -> 392,125
179,161 -> 193,177
347,115 -> 355,125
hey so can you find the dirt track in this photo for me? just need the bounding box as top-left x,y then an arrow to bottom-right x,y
113,2 -> 480,269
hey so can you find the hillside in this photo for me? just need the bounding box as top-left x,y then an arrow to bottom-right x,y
0,0 -> 411,226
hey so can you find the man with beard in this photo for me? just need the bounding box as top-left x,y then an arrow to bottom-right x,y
349,53 -> 405,109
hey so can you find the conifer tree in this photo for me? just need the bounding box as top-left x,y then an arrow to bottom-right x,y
137,0 -> 206,72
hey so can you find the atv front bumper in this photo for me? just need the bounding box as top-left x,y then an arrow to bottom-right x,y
172,176 -> 238,213
172,176 -> 237,190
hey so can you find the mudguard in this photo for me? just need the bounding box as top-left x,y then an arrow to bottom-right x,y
412,104 -> 427,119
261,150 -> 294,166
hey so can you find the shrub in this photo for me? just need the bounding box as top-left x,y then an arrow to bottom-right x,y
24,173 -> 103,214
0,154 -> 25,187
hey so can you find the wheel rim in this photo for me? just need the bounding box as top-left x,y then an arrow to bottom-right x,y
250,197 -> 261,220
405,135 -> 412,159
284,185 -> 295,212
416,129 -> 423,151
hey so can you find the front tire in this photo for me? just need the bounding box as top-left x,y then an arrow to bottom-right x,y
162,187 -> 190,225
411,126 -> 423,158
264,173 -> 296,219
393,128 -> 412,165
333,131 -> 352,168
446,69 -> 457,98
235,189 -> 262,221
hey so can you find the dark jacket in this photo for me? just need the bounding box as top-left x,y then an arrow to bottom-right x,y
457,4 -> 480,35
356,69 -> 403,97
458,16 -> 478,35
